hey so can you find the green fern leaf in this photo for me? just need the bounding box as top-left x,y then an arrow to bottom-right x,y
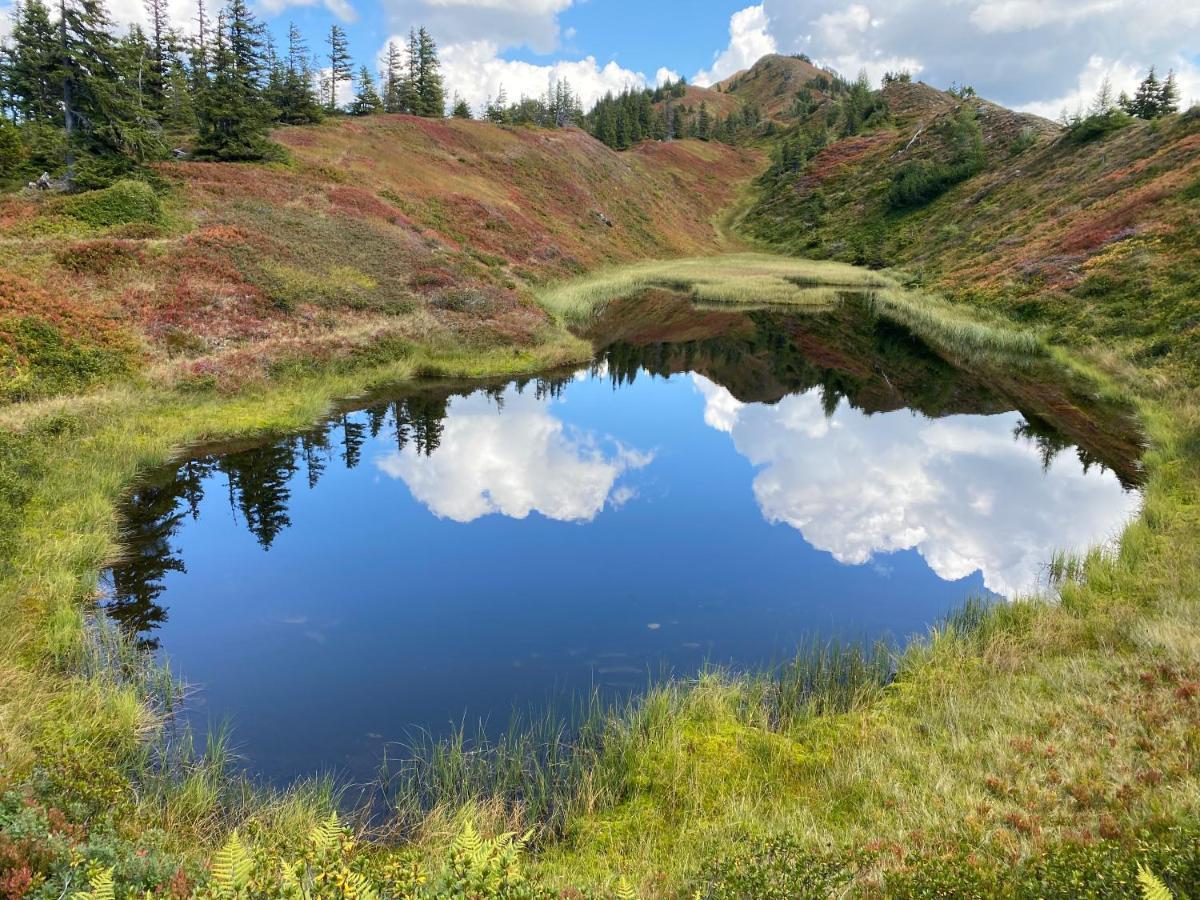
1138,864 -> 1173,900
212,830 -> 252,896
344,870 -> 380,900
309,812 -> 343,856
615,876 -> 639,900
452,820 -> 483,857
72,867 -> 116,900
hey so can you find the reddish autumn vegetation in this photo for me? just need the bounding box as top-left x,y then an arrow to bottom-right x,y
0,117 -> 758,400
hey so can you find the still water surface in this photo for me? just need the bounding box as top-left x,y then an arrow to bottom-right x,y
104,297 -> 1142,783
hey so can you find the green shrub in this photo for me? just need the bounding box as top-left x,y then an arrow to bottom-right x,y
1009,127 -> 1040,156
1065,109 -> 1134,144
887,158 -> 981,209
62,179 -> 165,229
698,837 -> 852,899
888,105 -> 986,210
1,317 -> 132,402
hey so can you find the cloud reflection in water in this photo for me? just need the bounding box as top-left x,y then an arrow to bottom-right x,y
692,375 -> 1140,597
375,386 -> 652,523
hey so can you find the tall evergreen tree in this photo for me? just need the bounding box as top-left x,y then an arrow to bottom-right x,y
1160,70 -> 1180,116
324,23 -> 350,112
413,26 -> 443,117
696,100 -> 712,140
1124,66 -> 1165,119
193,3 -> 270,160
381,39 -> 403,113
272,22 -> 320,124
5,0 -> 60,124
142,0 -> 170,114
55,0 -> 162,185
348,64 -> 381,116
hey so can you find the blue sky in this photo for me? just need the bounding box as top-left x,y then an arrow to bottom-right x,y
3,0 -> 1197,116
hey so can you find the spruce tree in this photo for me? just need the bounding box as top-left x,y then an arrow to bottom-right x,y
55,0 -> 162,185
348,65 -> 381,116
274,22 -> 320,124
382,39 -> 403,112
1160,70 -> 1180,116
142,0 -> 170,115
451,94 -> 471,118
4,0 -> 59,124
0,116 -> 25,179
194,4 -> 270,160
697,100 -> 712,140
1130,66 -> 1162,119
414,26 -> 443,117
325,24 -> 350,112
484,85 -> 508,123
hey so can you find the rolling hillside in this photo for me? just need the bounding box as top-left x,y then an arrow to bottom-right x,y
0,116 -> 760,400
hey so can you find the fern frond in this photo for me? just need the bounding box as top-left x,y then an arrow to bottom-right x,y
72,866 -> 116,900
343,870 -> 380,900
452,820 -> 483,857
212,830 -> 252,896
615,876 -> 639,900
1138,864 -> 1173,900
309,812 -> 343,856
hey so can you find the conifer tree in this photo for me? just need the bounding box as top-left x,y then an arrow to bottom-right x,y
414,26 -> 443,117
1125,66 -> 1163,119
399,28 -> 420,113
325,23 -> 350,112
382,39 -> 403,112
194,4 -> 270,159
451,93 -> 471,118
142,0 -> 170,114
1160,70 -> 1180,116
696,100 -> 712,140
55,0 -> 162,185
189,0 -> 210,93
348,65 -> 381,116
273,22 -> 320,124
0,116 -> 25,178
4,0 -> 59,124
485,84 -> 508,123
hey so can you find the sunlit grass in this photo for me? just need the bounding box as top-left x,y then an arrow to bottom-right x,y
536,253 -> 893,324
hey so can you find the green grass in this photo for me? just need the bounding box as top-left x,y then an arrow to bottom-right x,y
535,253 -> 892,325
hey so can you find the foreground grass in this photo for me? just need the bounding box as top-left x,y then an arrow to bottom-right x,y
2,252 -> 1199,897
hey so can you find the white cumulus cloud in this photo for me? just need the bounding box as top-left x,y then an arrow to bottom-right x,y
374,386 -> 652,523
758,0 -> 1200,110
694,4 -> 777,87
425,38 -> 646,116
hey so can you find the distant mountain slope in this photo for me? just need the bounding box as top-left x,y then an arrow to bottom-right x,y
730,55 -> 1200,373
718,54 -> 837,120
0,116 -> 760,399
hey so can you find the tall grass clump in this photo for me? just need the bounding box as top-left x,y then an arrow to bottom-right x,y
381,637 -> 906,845
867,288 -> 1044,364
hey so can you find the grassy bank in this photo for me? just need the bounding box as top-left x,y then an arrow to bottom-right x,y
536,253 -> 890,324
3,243 -> 1198,897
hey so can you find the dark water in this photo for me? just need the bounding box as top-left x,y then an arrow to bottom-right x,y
104,294 -> 1142,784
